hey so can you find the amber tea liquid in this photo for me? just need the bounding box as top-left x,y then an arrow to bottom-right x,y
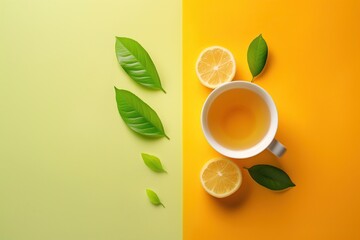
207,88 -> 270,150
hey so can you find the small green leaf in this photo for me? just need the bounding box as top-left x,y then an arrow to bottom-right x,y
141,153 -> 167,173
245,164 -> 295,191
115,37 -> 165,93
247,34 -> 268,79
146,189 -> 165,208
114,88 -> 169,139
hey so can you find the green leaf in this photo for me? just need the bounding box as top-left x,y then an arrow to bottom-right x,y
146,189 -> 165,208
114,88 -> 169,139
115,37 -> 165,93
245,164 -> 295,191
247,34 -> 268,79
141,153 -> 167,173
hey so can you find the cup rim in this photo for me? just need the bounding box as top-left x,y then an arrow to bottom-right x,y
201,80 -> 278,159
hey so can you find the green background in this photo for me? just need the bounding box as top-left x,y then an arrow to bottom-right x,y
0,0 -> 182,239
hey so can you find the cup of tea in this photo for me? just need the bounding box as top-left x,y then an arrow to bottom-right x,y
201,81 -> 286,159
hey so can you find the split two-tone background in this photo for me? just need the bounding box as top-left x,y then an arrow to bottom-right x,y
1,0 -> 360,239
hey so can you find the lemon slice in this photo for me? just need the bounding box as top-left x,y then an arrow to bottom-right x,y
196,46 -> 236,89
200,158 -> 242,198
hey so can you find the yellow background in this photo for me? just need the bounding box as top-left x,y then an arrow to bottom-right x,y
0,0 -> 181,239
183,0 -> 360,239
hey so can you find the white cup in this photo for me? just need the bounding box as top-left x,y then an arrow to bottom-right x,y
201,81 -> 286,159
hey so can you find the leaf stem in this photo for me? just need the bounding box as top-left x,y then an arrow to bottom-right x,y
164,134 -> 170,140
161,88 -> 167,94
251,77 -> 255,83
160,203 -> 165,208
243,167 -> 249,170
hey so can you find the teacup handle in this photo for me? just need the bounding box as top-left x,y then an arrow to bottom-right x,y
267,139 -> 286,158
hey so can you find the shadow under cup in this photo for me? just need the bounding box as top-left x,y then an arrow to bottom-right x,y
201,81 -> 278,159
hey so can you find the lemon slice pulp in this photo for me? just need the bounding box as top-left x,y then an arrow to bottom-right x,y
196,46 -> 236,89
200,158 -> 242,198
